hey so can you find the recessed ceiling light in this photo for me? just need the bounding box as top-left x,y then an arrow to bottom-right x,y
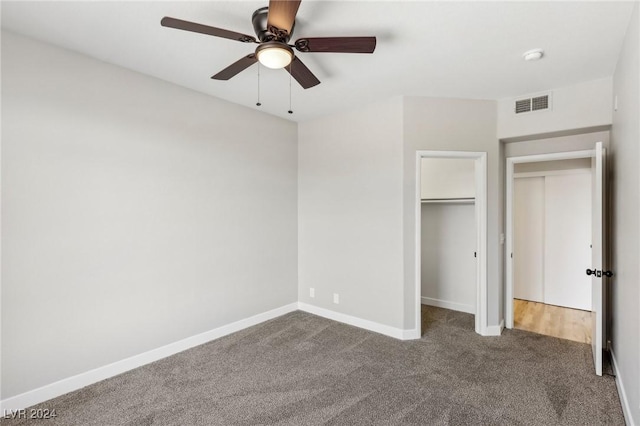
523,48 -> 544,61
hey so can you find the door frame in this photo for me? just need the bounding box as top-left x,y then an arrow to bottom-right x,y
415,150 -> 487,335
505,149 -> 595,329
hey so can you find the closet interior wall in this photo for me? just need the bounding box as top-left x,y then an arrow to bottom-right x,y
421,158 -> 477,314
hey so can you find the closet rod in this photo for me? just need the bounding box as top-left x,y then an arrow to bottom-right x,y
421,198 -> 475,204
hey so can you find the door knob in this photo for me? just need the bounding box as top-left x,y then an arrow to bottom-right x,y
586,269 -> 613,278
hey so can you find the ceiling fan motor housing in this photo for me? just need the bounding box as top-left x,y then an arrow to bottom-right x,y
252,7 -> 294,42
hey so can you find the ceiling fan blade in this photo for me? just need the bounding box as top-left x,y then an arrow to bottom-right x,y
161,17 -> 257,43
267,0 -> 301,36
285,56 -> 320,89
294,37 -> 376,53
211,54 -> 258,80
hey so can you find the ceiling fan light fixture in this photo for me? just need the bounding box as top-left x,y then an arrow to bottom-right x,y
256,42 -> 294,69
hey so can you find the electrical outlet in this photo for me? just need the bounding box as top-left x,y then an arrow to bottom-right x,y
309,287 -> 315,298
333,293 -> 340,304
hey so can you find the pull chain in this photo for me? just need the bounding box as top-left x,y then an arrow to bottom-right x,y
288,61 -> 293,114
256,62 -> 262,107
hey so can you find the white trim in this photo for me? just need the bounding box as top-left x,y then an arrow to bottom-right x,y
415,150 -> 488,337
514,168 -> 591,178
476,153 -> 488,336
0,303 -> 299,411
1,302 -> 422,412
484,320 -> 504,337
297,302 -> 413,340
415,153 -> 423,337
421,297 -> 474,315
0,102 -> 3,411
401,329 -> 421,340
510,149 -> 595,163
505,149 -> 595,329
506,159 -> 514,328
611,349 -> 637,426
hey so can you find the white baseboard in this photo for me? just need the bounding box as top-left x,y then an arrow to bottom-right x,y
484,320 -> 504,336
0,302 -> 299,412
401,328 -> 422,340
421,297 -> 475,315
610,349 -> 637,426
297,302 -> 414,340
2,300 -> 495,412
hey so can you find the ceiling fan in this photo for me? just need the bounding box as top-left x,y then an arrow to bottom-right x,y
161,0 -> 376,89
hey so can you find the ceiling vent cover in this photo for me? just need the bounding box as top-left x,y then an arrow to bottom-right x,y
515,98 -> 531,114
514,93 -> 552,114
532,95 -> 549,111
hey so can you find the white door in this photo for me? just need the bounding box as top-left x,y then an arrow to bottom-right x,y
513,177 -> 545,303
544,173 -> 592,310
590,142 -> 606,376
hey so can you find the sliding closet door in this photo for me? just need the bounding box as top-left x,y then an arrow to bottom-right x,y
513,177 -> 544,303
544,173 -> 592,310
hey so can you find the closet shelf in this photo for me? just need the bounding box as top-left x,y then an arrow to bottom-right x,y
421,198 -> 475,204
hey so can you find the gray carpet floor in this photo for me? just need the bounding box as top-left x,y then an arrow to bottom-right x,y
3,306 -> 625,425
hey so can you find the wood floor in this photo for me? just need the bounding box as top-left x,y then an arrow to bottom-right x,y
513,299 -> 592,344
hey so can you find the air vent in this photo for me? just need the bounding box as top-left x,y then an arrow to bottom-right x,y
515,99 -> 531,114
514,93 -> 552,114
532,95 -> 549,111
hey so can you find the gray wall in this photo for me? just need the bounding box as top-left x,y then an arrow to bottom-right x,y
504,131 -> 610,158
1,32 -> 298,398
403,97 -> 498,328
497,78 -> 613,139
298,97 -> 498,332
297,97 -> 405,328
610,3 -> 639,424
421,158 -> 475,199
421,203 -> 476,313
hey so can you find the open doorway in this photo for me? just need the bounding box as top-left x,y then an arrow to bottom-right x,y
415,151 -> 487,336
511,158 -> 593,343
505,143 -> 608,376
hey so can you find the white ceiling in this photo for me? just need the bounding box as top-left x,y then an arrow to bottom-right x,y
1,1 -> 635,122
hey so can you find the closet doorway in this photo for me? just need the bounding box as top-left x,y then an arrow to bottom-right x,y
414,151 -> 487,336
505,143 -> 608,376
512,159 -> 592,343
